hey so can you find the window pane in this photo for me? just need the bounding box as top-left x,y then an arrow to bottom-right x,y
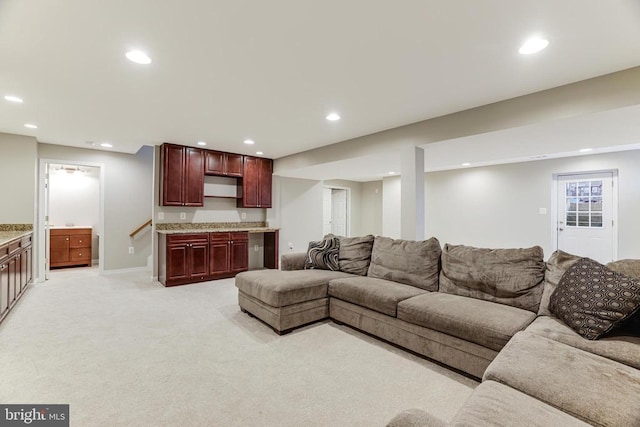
591,181 -> 602,196
591,197 -> 603,212
578,198 -> 590,211
566,198 -> 577,211
566,182 -> 577,197
578,214 -> 590,227
591,214 -> 603,228
578,182 -> 590,196
566,213 -> 576,226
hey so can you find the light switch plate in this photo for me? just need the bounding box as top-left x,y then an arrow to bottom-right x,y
180,212 -> 186,220
539,208 -> 548,215
157,212 -> 164,220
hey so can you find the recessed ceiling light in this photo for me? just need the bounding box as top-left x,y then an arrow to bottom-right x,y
24,123 -> 38,129
579,148 -> 593,153
4,95 -> 23,103
326,113 -> 341,121
125,50 -> 152,65
244,139 -> 255,145
256,151 -> 263,155
388,172 -> 396,175
519,37 -> 549,55
462,162 -> 471,166
100,142 -> 113,148
197,141 -> 207,146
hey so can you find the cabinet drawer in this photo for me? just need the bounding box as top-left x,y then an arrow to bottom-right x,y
167,233 -> 209,244
230,232 -> 248,242
70,249 -> 91,261
209,232 -> 231,242
69,235 -> 91,248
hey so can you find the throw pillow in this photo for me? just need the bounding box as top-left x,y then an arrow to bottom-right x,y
549,257 -> 640,340
304,237 -> 340,271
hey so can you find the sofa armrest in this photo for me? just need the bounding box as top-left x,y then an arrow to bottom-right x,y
386,409 -> 447,427
281,252 -> 307,271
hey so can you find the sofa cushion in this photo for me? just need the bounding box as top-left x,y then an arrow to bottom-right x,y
538,250 -> 582,316
450,380 -> 590,427
367,236 -> 441,291
235,269 -> 353,307
397,293 -> 536,351
328,277 -> 427,317
525,315 -> 640,370
439,244 -> 545,313
608,258 -> 640,334
304,237 -> 340,271
484,331 -> 640,427
549,257 -> 640,340
387,409 -> 446,427
337,235 -> 375,276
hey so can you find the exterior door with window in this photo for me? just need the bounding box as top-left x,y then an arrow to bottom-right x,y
556,172 -> 615,263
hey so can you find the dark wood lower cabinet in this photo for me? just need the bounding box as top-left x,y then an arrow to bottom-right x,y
0,233 -> 33,324
158,230 -> 278,287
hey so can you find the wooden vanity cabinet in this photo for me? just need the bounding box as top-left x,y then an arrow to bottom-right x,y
159,233 -> 209,287
50,228 -> 92,268
0,233 -> 33,324
209,232 -> 248,278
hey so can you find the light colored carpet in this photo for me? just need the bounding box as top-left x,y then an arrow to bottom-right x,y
0,268 -> 477,426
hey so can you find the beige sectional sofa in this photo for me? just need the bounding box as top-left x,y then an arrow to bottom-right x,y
235,235 -> 640,426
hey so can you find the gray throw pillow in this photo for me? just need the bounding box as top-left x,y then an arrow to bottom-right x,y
549,258 -> 640,340
367,236 -> 441,291
538,250 -> 582,316
304,237 -> 340,271
439,244 -> 545,313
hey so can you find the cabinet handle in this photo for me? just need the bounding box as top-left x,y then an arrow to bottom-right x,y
79,240 -> 82,243
66,238 -> 69,241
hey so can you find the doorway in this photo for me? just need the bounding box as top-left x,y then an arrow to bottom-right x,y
323,187 -> 349,237
553,171 -> 618,263
37,159 -> 105,281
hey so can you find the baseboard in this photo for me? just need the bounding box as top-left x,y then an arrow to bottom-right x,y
101,266 -> 151,276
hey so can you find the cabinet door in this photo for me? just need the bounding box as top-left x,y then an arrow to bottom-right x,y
184,147 -> 204,207
210,233 -> 231,276
25,245 -> 32,285
0,262 -> 8,316
205,150 -> 225,175
20,250 -> 28,293
258,158 -> 273,208
8,256 -> 17,305
166,244 -> 189,281
230,233 -> 249,273
189,243 -> 209,279
162,144 -> 185,206
241,156 -> 260,208
225,153 -> 244,177
50,235 -> 70,265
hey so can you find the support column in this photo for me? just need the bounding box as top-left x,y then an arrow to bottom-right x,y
400,146 -> 425,240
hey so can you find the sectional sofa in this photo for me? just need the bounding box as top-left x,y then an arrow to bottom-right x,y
235,235 -> 640,426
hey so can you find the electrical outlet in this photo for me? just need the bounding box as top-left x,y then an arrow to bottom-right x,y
288,242 -> 294,250
180,212 -> 186,220
128,247 -> 135,254
157,212 -> 164,220
241,212 -> 247,220
254,245 -> 259,252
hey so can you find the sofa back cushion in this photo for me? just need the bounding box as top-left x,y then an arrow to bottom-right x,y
439,244 -> 545,312
367,236 -> 441,291
607,259 -> 640,335
336,235 -> 375,276
538,250 -> 582,316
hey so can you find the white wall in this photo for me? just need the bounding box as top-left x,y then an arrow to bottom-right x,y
0,133 -> 37,224
48,165 -> 100,260
425,150 -> 640,260
361,181 -> 383,236
38,143 -> 154,272
382,176 -> 401,238
323,179 -> 363,237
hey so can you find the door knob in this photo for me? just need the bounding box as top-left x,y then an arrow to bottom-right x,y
559,228 -> 564,231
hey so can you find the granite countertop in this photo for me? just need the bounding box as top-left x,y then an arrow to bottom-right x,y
156,222 -> 278,234
0,231 -> 32,246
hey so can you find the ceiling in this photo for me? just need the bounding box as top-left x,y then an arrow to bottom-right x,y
2,1 -> 640,175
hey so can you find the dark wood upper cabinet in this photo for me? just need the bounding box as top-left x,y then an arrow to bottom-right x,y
161,143 -> 204,207
238,156 -> 272,208
205,151 -> 243,177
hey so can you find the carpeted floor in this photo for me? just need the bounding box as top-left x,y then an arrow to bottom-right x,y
0,268 -> 477,426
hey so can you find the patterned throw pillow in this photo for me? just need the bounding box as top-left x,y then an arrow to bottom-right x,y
304,237 -> 340,271
549,258 -> 640,340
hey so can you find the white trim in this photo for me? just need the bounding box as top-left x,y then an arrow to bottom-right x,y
37,159 -> 106,282
551,169 -> 618,260
101,266 -> 152,276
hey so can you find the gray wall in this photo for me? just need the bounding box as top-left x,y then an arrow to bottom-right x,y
0,133 -> 37,224
38,143 -> 154,271
360,181 -> 383,236
425,150 -> 640,260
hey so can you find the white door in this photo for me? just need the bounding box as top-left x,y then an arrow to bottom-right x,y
556,172 -> 616,263
322,188 -> 332,235
331,189 -> 348,236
